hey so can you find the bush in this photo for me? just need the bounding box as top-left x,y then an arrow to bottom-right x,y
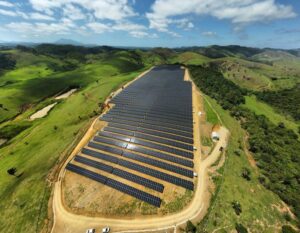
0,122 -> 32,140
232,201 -> 242,215
282,225 -> 298,233
0,53 -> 16,70
235,223 -> 248,233
185,220 -> 196,233
241,167 -> 251,181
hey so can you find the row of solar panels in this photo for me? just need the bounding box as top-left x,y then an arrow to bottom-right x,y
90,137 -> 194,170
106,109 -> 193,128
109,108 -> 192,123
66,163 -> 162,207
83,143 -> 194,189
112,101 -> 192,115
104,127 -> 193,150
74,155 -> 164,192
101,115 -> 193,134
102,117 -> 193,139
102,112 -> 193,132
108,122 -> 193,144
96,131 -> 194,159
113,104 -> 193,119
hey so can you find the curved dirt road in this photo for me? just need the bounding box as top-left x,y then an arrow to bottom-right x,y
51,126 -> 229,233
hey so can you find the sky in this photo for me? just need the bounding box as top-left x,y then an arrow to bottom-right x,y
0,0 -> 299,48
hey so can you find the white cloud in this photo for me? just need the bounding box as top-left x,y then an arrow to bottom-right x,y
29,0 -> 136,21
0,8 -> 17,16
202,31 -> 217,37
129,31 -> 158,39
5,21 -> 73,36
113,22 -> 146,31
30,12 -> 55,21
87,20 -> 151,39
63,4 -> 85,20
87,22 -> 112,34
0,0 -> 14,7
187,22 -> 194,29
147,0 -> 296,32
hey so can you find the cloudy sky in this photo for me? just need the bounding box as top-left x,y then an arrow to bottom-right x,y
0,0 -> 299,48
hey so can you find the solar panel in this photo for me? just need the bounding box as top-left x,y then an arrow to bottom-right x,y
102,114 -> 193,133
74,155 -> 113,173
102,117 -> 193,139
107,122 -> 193,144
74,155 -> 164,192
98,131 -> 194,159
93,135 -> 128,149
66,163 -> 161,207
106,111 -> 192,128
106,178 -> 161,207
122,151 -> 194,178
113,168 -> 164,193
118,159 -> 194,190
80,146 -> 193,190
104,127 -> 193,151
87,141 -> 122,155
82,147 -> 119,163
66,163 -> 107,184
126,143 -> 193,168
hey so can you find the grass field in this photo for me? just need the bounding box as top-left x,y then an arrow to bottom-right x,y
171,51 -> 211,65
203,97 -> 219,125
243,95 -> 299,134
217,56 -> 300,91
0,49 -> 143,123
197,95 -> 293,233
0,65 -> 144,233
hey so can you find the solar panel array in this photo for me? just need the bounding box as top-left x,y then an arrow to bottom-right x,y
65,65 -> 195,207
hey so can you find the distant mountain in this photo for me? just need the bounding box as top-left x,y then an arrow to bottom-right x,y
251,50 -> 298,62
177,45 -> 300,59
54,38 -> 83,46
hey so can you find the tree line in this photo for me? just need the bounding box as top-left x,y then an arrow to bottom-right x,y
189,64 -> 300,225
257,85 -> 300,121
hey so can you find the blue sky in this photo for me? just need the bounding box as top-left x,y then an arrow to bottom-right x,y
0,0 -> 299,48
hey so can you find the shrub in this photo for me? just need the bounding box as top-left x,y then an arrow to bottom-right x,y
232,201 -> 242,215
282,225 -> 298,233
185,220 -> 196,233
235,223 -> 248,233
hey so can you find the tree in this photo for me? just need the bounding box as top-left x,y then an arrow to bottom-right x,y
7,167 -> 17,176
185,220 -> 196,233
232,201 -> 242,215
235,223 -> 248,233
241,167 -> 251,181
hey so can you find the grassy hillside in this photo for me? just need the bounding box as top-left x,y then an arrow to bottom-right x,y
0,67 -> 144,233
170,51 -> 211,65
198,95 -> 291,233
243,96 -> 299,134
0,47 -> 145,123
